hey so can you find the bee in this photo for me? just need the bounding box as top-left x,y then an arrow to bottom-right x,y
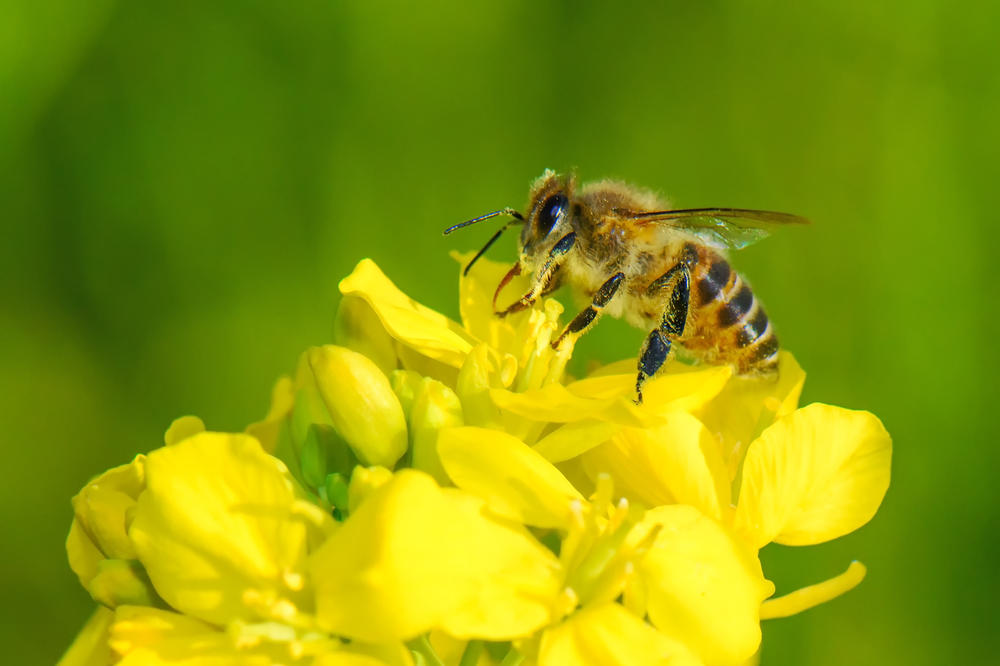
444,170 -> 808,403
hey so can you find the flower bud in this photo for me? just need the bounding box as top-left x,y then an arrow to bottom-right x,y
307,345 -> 408,467
325,472 -> 350,516
87,559 -> 163,608
348,465 -> 393,513
410,378 -> 464,485
456,345 -> 504,429
389,369 -> 425,421
66,457 -> 145,591
299,425 -> 328,489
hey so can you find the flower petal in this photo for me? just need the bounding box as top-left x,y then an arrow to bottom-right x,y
538,602 -> 702,666
583,413 -> 729,521
245,376 -> 295,454
569,365 -> 732,415
109,606 -> 231,665
629,505 -> 772,666
57,607 -> 113,666
491,364 -> 731,430
532,420 -> 622,463
163,415 -> 206,446
734,403 -> 892,548
490,384 -> 648,427
454,252 -> 534,353
310,470 -> 559,642
760,561 -> 866,619
129,433 -> 308,626
335,294 -> 400,376
315,652 -> 404,666
339,259 -> 476,368
396,343 -> 461,386
696,351 -> 805,481
66,520 -> 103,593
326,642 -> 414,666
437,426 -> 584,528
108,606 -> 328,665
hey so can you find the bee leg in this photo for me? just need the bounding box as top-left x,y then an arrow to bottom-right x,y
636,330 -> 672,405
552,272 -> 625,349
634,263 -> 691,404
496,232 -> 577,317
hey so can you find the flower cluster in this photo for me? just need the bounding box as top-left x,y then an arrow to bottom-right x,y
60,255 -> 891,666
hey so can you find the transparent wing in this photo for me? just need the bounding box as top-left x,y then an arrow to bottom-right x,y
620,207 -> 810,250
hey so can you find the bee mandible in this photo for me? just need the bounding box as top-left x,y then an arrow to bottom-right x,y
444,170 -> 808,403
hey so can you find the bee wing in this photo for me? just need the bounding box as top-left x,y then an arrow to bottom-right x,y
621,208 -> 809,250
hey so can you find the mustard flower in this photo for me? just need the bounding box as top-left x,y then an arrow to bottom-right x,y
60,254 -> 891,666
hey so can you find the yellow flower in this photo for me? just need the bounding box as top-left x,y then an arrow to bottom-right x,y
61,255 -> 891,666
437,425 -> 771,665
584,383 -> 892,622
309,469 -> 561,644
128,432 -> 314,627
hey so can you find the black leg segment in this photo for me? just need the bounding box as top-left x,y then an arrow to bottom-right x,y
634,261 -> 692,403
635,330 -> 672,404
663,270 -> 690,337
552,271 -> 625,348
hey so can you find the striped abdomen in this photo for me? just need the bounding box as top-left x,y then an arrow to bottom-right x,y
684,248 -> 779,375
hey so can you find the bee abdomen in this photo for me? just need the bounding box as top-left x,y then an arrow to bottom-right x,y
736,305 -> 779,373
690,253 -> 779,374
695,256 -> 731,303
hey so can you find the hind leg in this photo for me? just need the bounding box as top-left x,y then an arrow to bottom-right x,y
635,262 -> 691,404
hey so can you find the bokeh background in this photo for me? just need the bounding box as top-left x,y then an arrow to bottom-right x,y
2,1 -> 996,663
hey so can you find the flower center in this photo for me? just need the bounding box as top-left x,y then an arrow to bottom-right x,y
556,475 -> 659,617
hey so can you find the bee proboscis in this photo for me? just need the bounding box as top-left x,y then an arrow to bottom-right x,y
444,170 -> 808,403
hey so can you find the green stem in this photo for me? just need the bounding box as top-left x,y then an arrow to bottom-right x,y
499,647 -> 524,666
459,640 -> 484,666
406,634 -> 445,666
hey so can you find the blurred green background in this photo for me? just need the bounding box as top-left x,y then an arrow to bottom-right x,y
2,1 -> 995,663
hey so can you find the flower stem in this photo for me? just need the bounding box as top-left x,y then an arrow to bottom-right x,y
499,647 -> 524,666
407,634 -> 446,666
459,640 -> 484,666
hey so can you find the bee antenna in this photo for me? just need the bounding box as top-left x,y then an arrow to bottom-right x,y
443,208 -> 524,235
461,220 -> 520,276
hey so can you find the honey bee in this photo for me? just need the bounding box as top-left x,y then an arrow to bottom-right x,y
444,170 -> 808,403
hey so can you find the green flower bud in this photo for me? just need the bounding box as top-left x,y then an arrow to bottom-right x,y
291,353 -> 337,450
308,345 -> 408,468
299,422 -> 362,491
299,425 -> 328,489
325,472 -> 350,516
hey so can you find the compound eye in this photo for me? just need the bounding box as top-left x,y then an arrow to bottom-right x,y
536,193 -> 569,237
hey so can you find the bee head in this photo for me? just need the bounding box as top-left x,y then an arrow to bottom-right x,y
444,169 -> 578,278
519,170 -> 577,270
